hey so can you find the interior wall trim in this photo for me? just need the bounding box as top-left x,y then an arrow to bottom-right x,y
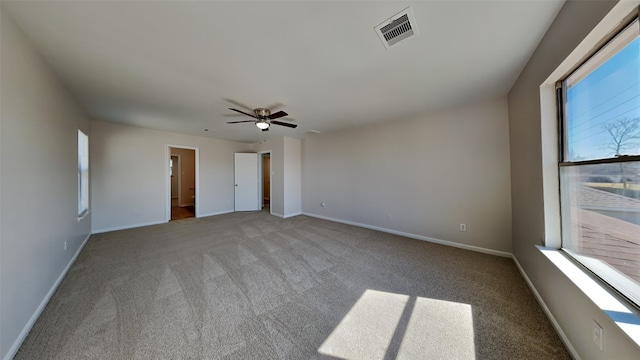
301,212 -> 512,258
92,220 -> 166,234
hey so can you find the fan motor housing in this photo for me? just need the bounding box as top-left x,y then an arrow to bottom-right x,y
254,108 -> 271,119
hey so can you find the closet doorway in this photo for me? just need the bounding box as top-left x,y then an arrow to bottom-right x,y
262,153 -> 270,210
258,151 -> 272,213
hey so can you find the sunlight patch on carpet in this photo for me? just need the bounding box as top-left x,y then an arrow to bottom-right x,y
318,290 -> 408,359
318,289 -> 475,359
396,297 -> 475,359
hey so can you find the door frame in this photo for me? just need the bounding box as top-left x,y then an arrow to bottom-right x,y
258,150 -> 272,215
170,154 -> 182,206
166,144 -> 199,222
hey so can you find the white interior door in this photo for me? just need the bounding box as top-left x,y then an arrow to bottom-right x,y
234,153 -> 259,211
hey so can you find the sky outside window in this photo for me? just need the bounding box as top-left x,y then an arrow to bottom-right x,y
566,31 -> 640,162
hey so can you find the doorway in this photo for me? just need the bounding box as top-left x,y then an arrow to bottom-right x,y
167,146 -> 198,221
234,153 -> 260,211
262,153 -> 271,211
233,152 -> 271,213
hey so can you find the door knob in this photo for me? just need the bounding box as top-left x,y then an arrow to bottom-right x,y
235,184 -> 238,187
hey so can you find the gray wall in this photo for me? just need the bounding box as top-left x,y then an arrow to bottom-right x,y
509,0 -> 640,358
283,137 -> 302,217
0,11 -> 92,359
91,120 -> 250,233
301,97 -> 513,254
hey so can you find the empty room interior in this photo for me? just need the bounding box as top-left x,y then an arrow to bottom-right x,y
1,1 -> 640,359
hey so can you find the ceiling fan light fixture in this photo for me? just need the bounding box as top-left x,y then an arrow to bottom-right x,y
227,105 -> 295,130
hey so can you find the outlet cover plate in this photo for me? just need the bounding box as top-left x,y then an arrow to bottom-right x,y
592,320 -> 604,351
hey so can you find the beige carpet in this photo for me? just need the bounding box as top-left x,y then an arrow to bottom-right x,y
16,212 -> 569,359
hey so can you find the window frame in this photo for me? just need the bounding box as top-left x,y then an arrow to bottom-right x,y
557,15 -> 640,310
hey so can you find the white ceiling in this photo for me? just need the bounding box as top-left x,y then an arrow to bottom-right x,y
2,1 -> 564,143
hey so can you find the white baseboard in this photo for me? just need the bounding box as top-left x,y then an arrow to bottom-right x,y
301,212 -> 512,258
4,232 -> 91,360
283,212 -> 302,219
271,212 -> 285,218
512,255 -> 581,360
197,210 -> 234,218
94,210 -> 237,233
92,220 -> 166,234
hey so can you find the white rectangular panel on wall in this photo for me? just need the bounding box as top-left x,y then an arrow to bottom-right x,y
234,153 -> 259,211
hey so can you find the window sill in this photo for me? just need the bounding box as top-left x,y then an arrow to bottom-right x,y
537,246 -> 640,347
77,210 -> 90,222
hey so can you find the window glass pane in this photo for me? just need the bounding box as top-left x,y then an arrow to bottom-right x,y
561,162 -> 640,305
564,20 -> 640,162
561,18 -> 640,308
78,130 -> 89,216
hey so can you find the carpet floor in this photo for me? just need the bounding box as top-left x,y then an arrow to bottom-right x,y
16,212 -> 570,359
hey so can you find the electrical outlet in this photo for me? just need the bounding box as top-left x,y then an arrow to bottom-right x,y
321,202 -> 326,208
386,213 -> 391,220
64,240 -> 68,251
133,209 -> 139,215
592,320 -> 604,351
459,223 -> 467,232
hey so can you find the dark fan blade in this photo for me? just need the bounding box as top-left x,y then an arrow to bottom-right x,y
226,120 -> 255,124
223,98 -> 254,112
229,108 -> 257,118
271,120 -> 297,128
261,128 -> 269,132
268,111 -> 288,119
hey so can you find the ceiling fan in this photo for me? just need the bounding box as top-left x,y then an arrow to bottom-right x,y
226,106 -> 297,132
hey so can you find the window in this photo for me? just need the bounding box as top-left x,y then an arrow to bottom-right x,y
559,18 -> 640,308
78,130 -> 89,218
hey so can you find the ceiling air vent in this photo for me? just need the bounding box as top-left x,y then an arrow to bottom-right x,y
303,130 -> 321,135
375,7 -> 418,49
